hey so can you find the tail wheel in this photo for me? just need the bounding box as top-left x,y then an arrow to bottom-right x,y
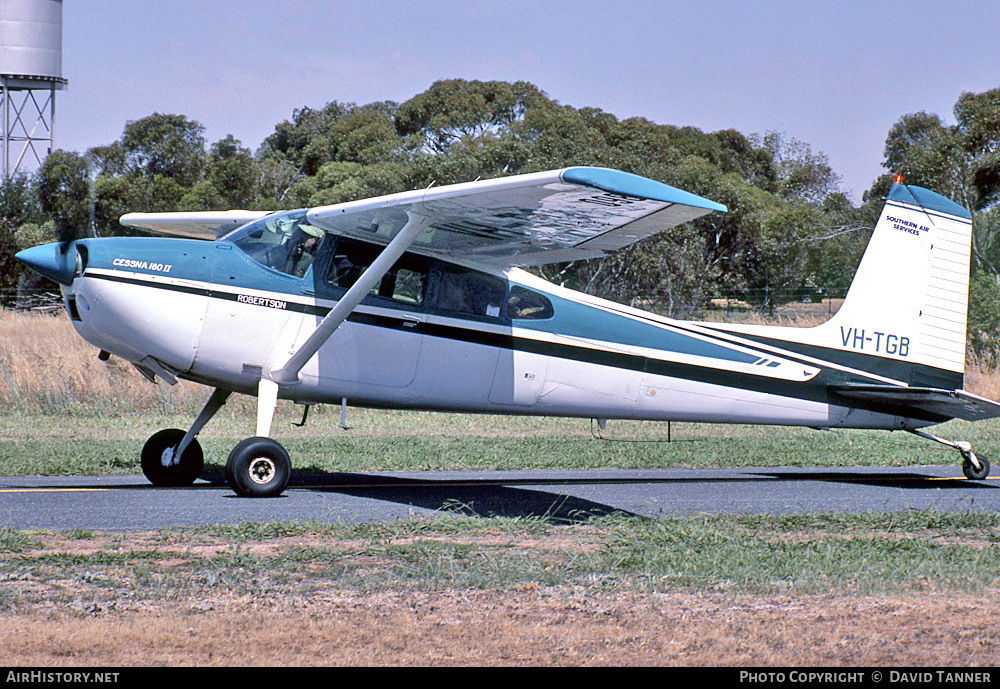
962,452 -> 990,480
226,437 -> 291,498
141,428 -> 204,487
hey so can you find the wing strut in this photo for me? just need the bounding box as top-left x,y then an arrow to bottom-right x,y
254,209 -> 434,438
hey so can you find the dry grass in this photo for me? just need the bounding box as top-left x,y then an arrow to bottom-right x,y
3,591 -> 998,666
0,309 -> 213,414
1,525 -> 997,667
965,357 -> 1000,401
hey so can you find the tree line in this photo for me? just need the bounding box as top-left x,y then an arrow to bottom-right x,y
2,79 -> 999,351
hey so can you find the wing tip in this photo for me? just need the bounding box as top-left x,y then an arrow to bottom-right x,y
561,166 -> 728,213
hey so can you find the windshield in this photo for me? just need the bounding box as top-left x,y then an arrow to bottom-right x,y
225,210 -> 326,277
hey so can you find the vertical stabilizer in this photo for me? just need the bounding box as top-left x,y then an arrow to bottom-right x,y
816,181 -> 973,386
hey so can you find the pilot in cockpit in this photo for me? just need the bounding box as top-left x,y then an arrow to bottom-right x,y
283,223 -> 325,277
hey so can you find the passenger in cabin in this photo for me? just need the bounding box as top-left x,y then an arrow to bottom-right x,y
507,286 -> 554,319
328,250 -> 366,289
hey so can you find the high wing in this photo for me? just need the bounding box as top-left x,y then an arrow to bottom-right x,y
829,384 -> 1000,422
116,167 -> 729,427
304,167 -> 727,267
120,210 -> 271,240
118,168 -> 727,262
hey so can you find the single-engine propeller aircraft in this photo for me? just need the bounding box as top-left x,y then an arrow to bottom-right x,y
16,167 -> 1000,497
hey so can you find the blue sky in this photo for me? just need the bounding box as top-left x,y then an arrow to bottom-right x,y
52,0 -> 1000,202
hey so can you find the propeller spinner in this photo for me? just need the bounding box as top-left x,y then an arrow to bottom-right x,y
15,241 -> 82,286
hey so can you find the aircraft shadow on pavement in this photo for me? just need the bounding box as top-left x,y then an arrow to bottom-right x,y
203,470 -> 638,523
195,466 -> 995,522
748,470 -> 997,490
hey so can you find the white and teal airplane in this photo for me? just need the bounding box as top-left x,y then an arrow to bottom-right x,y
16,167 -> 999,497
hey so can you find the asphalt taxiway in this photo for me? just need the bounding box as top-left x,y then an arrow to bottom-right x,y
2,466 -> 997,530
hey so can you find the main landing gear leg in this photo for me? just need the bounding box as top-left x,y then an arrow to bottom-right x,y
907,428 -> 991,480
140,387 -> 232,487
224,379 -> 292,498
228,213 -> 430,498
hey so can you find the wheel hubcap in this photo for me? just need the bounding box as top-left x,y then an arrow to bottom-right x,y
160,446 -> 179,468
248,457 -> 276,485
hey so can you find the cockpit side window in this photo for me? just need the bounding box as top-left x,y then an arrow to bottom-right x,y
228,210 -> 326,278
508,286 -> 554,319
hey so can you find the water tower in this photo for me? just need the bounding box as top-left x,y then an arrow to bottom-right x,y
0,0 -> 67,177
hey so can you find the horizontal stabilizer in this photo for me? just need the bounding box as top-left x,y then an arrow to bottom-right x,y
120,210 -> 270,240
830,384 -> 1000,422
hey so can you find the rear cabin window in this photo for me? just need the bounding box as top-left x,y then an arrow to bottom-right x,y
325,239 -> 427,305
437,266 -> 505,318
508,286 -> 554,319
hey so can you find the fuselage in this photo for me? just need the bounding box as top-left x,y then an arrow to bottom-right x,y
52,227 -> 934,432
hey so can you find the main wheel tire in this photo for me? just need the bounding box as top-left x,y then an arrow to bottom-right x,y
962,452 -> 990,480
140,428 -> 204,487
226,437 -> 291,498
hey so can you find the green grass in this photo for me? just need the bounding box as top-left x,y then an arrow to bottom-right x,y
602,512 -> 1000,595
1,403 -> 996,476
1,514 -> 997,603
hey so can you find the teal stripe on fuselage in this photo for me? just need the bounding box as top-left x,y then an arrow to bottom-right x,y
80,236 -> 310,296
85,235 -> 760,367
79,234 -> 766,372
512,290 -> 761,365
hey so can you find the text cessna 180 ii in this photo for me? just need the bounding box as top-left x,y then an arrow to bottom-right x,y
16,166 -> 1000,497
